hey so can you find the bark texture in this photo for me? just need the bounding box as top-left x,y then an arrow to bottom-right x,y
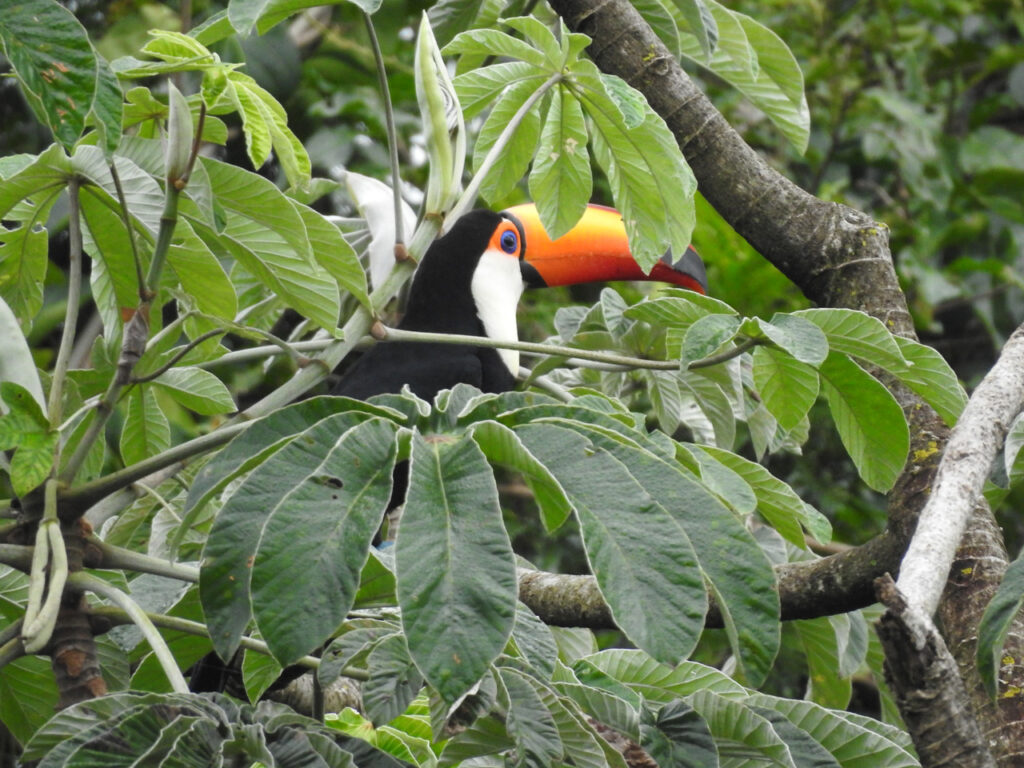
546,0 -> 1024,760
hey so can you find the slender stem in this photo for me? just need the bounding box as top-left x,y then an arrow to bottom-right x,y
83,605 -> 350,678
379,324 -> 681,370
131,329 -> 226,384
70,572 -> 189,693
48,178 -> 84,428
109,161 -> 146,301
686,337 -> 758,369
0,617 -> 22,649
446,73 -> 562,227
0,544 -> 33,571
198,340 -> 334,369
145,185 -> 181,295
363,11 -> 404,247
59,422 -> 249,520
92,539 -> 199,583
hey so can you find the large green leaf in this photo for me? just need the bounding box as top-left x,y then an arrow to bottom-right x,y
746,694 -> 919,767
0,0 -> 122,153
641,698 -> 720,768
892,336 -> 967,427
151,367 -> 235,415
517,424 -> 708,666
794,308 -> 908,373
251,418 -> 399,664
819,352 -> 910,492
498,667 -> 565,767
0,656 -> 60,746
396,431 -> 518,702
119,385 -> 171,466
575,63 -> 697,272
530,422 -> 779,684
199,411 -> 379,661
690,690 -> 797,767
363,634 -> 424,727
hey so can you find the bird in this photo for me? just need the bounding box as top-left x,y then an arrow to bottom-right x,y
191,204 -> 705,697
332,203 -> 706,401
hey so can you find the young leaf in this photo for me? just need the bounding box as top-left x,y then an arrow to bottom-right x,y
396,431 -> 517,703
119,386 -> 171,467
752,345 -> 820,431
529,84 -> 593,241
819,352 -> 910,493
472,78 -> 543,204
151,367 -> 235,415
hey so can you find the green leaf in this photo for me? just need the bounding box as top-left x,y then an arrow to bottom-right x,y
0,656 -> 60,746
795,618 -> 853,710
199,410 -> 379,661
690,690 -> 798,767
223,69 -> 311,188
681,313 -> 742,364
892,336 -> 967,427
1007,414 -> 1024,488
746,693 -> 919,767
529,84 -> 593,241
454,62 -> 547,119
249,418 -> 399,664
752,345 -> 820,431
794,308 -> 908,372
195,158 -> 340,330
119,386 -> 170,466
292,200 -> 369,311
151,367 -> 235,415
469,420 -> 572,533
679,1 -> 809,152
396,431 -> 517,702
364,634 -> 424,726
517,424 -> 707,666
444,26 -> 549,68
641,698 -> 719,768
749,706 -> 841,768
473,77 -> 543,205
819,352 -> 910,492
978,553 -> 1024,698
670,0 -> 718,59
574,62 -> 696,271
498,667 -> 565,767
697,445 -> 831,546
0,0 -> 121,151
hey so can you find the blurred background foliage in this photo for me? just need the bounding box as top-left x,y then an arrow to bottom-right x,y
2,0 -> 1022,720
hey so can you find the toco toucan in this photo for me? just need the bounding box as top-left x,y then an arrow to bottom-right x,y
333,203 -> 706,400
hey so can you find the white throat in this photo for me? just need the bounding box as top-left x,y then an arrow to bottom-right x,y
471,248 -> 525,376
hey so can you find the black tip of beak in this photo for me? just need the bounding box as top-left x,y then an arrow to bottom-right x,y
665,245 -> 708,294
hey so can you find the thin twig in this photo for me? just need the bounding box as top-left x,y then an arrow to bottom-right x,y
109,161 -> 146,301
70,571 -> 190,693
131,328 -> 226,384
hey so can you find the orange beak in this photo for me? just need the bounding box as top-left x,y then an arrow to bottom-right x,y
503,203 -> 707,294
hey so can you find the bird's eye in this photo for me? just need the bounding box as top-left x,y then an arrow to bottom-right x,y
500,230 -> 518,254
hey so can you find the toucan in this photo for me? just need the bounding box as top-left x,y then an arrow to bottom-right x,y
191,204 -> 705,696
332,203 -> 706,400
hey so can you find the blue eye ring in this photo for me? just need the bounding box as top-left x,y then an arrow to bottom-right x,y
500,230 -> 518,254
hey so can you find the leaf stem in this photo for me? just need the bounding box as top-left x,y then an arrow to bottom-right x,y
687,337 -> 758,369
109,160 -> 146,300
91,538 -> 199,582
446,72 -> 563,226
363,11 -> 405,247
378,324 -> 680,370
131,328 -> 226,384
70,571 -> 189,693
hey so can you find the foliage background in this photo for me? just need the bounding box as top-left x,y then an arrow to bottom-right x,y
0,0 -> 1022,764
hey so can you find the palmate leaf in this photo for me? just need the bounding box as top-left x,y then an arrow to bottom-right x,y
199,410 -> 386,661
396,431 -> 518,703
472,78 -> 543,204
251,418 -> 399,664
516,424 -> 708,667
